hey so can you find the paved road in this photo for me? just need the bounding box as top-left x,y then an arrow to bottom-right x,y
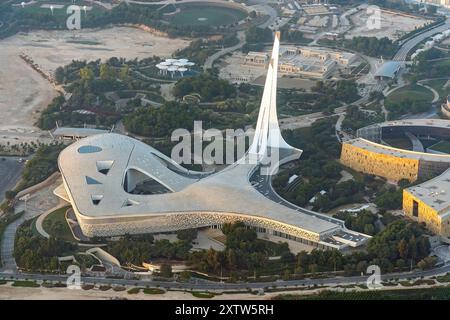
0,201 -> 42,272
204,31 -> 246,70
1,176 -> 63,272
250,1 -> 278,29
250,168 -> 345,227
0,157 -> 24,204
203,0 -> 278,69
393,20 -> 450,61
1,262 -> 449,291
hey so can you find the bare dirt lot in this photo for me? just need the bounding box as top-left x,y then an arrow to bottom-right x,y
0,27 -> 190,133
345,9 -> 431,40
0,285 -> 271,300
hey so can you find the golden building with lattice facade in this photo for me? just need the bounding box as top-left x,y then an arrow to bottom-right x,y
340,138 -> 450,183
403,169 -> 450,237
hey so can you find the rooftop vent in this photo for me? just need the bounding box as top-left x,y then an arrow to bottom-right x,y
91,195 -> 103,205
122,199 -> 139,207
96,160 -> 114,175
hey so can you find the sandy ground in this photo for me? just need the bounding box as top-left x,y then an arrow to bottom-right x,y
0,27 -> 190,133
0,50 -> 57,132
346,10 -> 431,40
0,284 -> 274,300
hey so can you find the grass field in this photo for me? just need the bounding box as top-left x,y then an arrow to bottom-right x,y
386,84 -> 434,105
429,140 -> 450,154
383,137 -> 413,151
275,286 -> 450,300
12,280 -> 40,288
171,5 -> 247,27
42,206 -> 75,242
423,78 -> 450,100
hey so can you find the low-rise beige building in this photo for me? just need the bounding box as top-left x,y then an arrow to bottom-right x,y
243,46 -> 355,79
340,138 -> 450,182
403,169 -> 450,237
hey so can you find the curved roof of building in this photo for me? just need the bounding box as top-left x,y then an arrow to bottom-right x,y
58,133 -> 342,235
369,119 -> 450,130
53,127 -> 109,137
374,61 -> 401,78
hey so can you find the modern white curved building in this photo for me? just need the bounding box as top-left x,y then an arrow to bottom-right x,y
55,33 -> 370,250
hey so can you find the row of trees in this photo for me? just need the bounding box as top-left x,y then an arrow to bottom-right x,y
312,80 -> 360,104
273,118 -> 343,207
335,36 -> 398,59
173,72 -> 236,102
14,143 -> 66,193
187,222 -> 291,275
123,101 -> 212,137
14,220 -> 76,272
333,210 -> 379,236
38,57 -> 162,130
106,233 -> 193,266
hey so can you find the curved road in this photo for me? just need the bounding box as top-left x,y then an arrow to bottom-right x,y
204,31 -> 246,70
394,20 -> 450,61
0,262 -> 449,291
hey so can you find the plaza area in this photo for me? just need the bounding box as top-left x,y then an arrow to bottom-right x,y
345,9 -> 432,40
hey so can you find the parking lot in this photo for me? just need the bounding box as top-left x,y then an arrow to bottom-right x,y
0,157 -> 24,204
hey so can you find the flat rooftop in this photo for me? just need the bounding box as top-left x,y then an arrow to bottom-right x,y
406,168 -> 450,215
362,119 -> 450,131
345,138 -> 450,163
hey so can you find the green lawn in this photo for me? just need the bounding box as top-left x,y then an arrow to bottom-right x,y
434,58 -> 450,68
143,288 -> 165,295
429,140 -> 450,154
423,79 -> 450,100
171,5 -> 247,27
42,206 -> 76,242
383,137 -> 413,151
275,286 -> 450,300
12,280 -> 40,288
386,84 -> 434,105
191,291 -> 216,298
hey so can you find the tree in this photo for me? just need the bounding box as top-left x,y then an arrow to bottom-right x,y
408,235 -> 418,262
176,229 -> 198,243
99,63 -> 115,80
4,190 -> 16,200
119,65 -> 129,80
159,263 -> 173,278
79,67 -> 94,82
417,256 -> 437,270
398,239 -> 409,260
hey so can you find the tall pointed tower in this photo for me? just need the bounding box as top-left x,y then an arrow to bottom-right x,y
248,32 -> 296,162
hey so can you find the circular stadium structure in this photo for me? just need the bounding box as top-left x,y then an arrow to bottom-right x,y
441,94 -> 450,119
340,119 -> 450,183
340,119 -> 450,240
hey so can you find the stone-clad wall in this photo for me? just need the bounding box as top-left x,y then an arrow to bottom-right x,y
340,142 -> 419,182
75,209 -> 328,243
402,190 -> 442,235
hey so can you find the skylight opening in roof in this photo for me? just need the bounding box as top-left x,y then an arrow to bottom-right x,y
86,176 -> 102,185
78,145 -> 102,154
